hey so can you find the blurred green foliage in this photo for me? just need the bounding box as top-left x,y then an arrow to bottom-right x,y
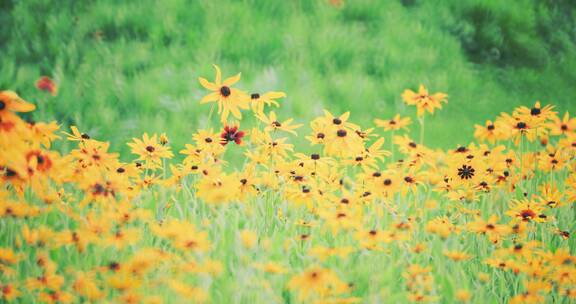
1,0 -> 575,153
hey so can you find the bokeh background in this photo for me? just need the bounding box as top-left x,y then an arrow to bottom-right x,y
1,0 -> 575,152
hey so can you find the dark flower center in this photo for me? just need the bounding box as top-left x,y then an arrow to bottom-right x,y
250,93 -> 260,99
317,133 -> 325,139
457,165 -> 475,179
487,124 -> 495,131
108,261 -> 120,271
520,209 -> 535,220
311,153 -> 320,160
516,122 -> 527,129
146,146 -> 155,153
333,118 -> 342,125
0,101 -> 5,110
383,179 -> 392,186
205,137 -> 213,143
116,168 -> 125,173
530,108 -> 541,116
220,86 -> 231,97
81,133 -> 91,139
561,124 -> 568,131
409,142 -> 417,148
337,129 -> 347,137
272,121 -> 281,127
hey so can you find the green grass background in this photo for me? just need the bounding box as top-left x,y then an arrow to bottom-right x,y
1,0 -> 575,152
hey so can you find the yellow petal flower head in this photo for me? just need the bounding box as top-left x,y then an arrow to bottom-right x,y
249,91 -> 286,115
374,114 -> 412,131
127,133 -> 174,169
256,111 -> 303,135
401,85 -> 447,117
198,65 -> 249,123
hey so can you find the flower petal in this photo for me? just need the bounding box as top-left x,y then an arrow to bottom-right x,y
223,73 -> 241,86
213,64 -> 222,85
198,77 -> 218,91
200,92 -> 220,104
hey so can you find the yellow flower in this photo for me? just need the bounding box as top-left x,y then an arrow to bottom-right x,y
308,246 -> 354,261
0,248 -> 20,265
239,229 -> 258,249
401,85 -> 447,117
474,120 -> 505,144
72,271 -> 102,301
249,91 -> 286,114
374,114 -> 412,131
288,266 -> 346,301
252,261 -> 288,274
443,250 -> 472,261
127,133 -> 174,169
546,111 -> 576,136
455,289 -> 471,302
198,64 -> 249,122
168,280 -> 208,303
0,283 -> 20,301
256,111 -> 303,135
506,199 -> 547,223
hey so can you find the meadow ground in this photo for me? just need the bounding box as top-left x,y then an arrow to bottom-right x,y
1,0 -> 576,303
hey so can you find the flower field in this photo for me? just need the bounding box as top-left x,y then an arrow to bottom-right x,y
1,63 -> 575,303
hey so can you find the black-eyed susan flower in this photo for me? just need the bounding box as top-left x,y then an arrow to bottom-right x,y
127,133 -> 173,169
374,114 -> 412,131
546,111 -> 576,136
506,199 -> 547,223
256,111 -> 302,135
288,266 -> 346,301
249,91 -> 286,115
198,65 -> 249,123
402,85 -> 447,117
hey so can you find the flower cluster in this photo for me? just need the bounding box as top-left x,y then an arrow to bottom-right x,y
0,67 -> 575,303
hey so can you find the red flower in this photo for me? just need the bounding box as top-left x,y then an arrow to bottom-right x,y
220,125 -> 245,145
36,76 -> 58,96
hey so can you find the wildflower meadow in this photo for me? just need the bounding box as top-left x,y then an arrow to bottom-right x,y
1,1 -> 576,303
